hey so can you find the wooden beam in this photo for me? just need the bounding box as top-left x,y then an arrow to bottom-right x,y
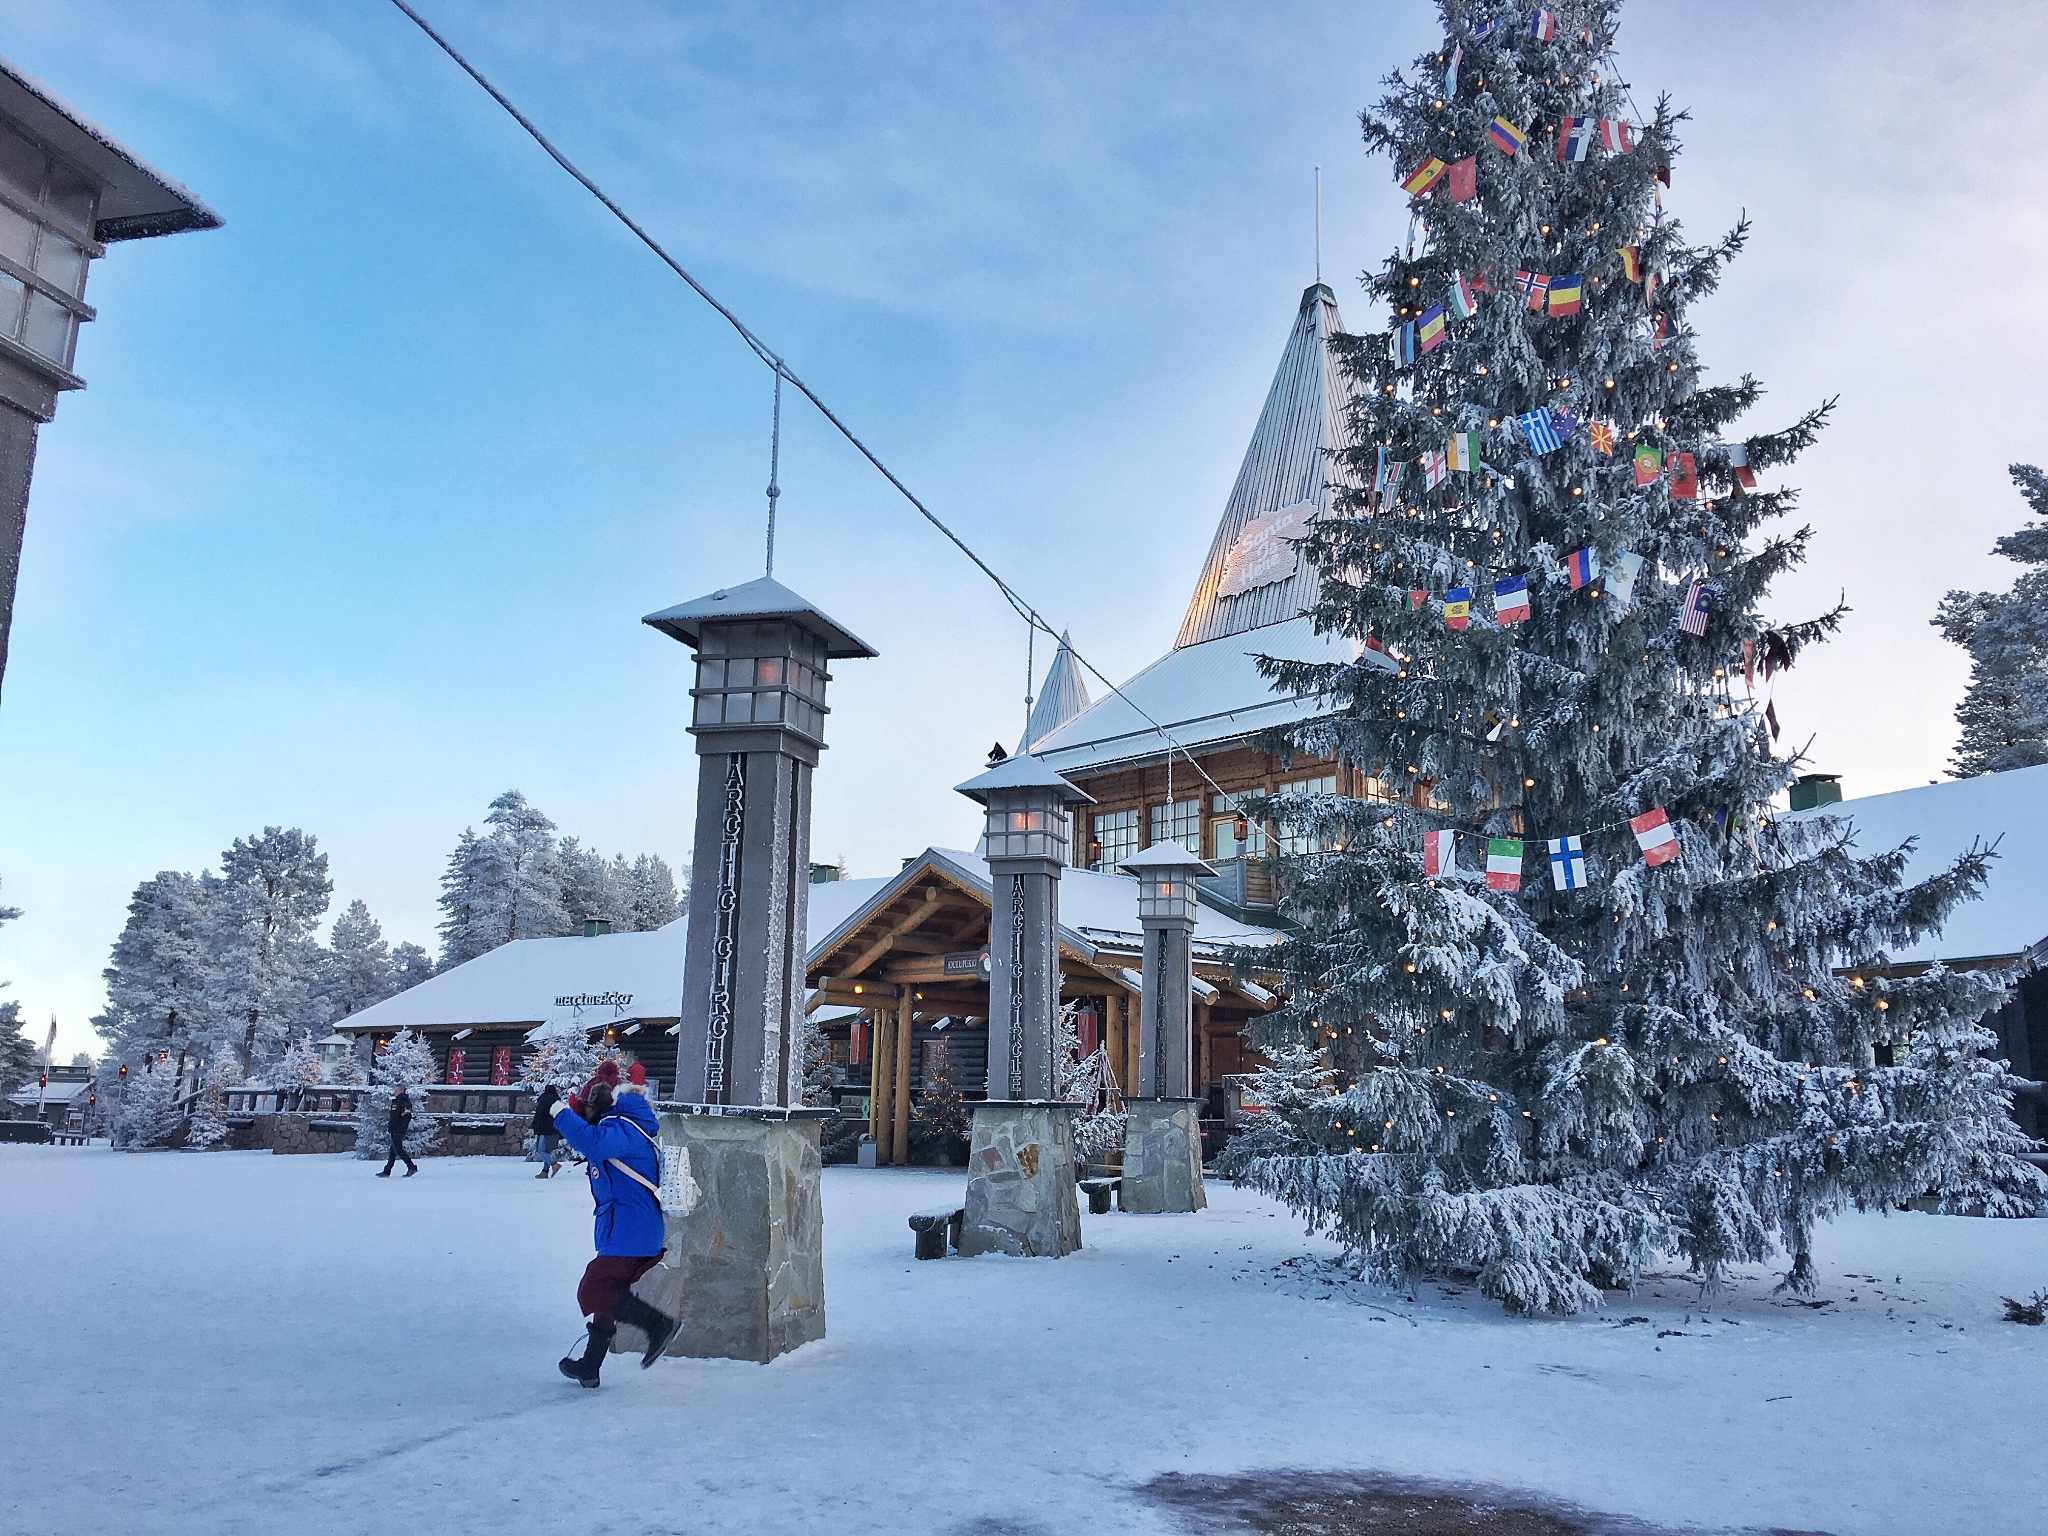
867,1007 -> 891,1162
1123,990 -> 1142,1099
893,987 -> 913,1170
837,887 -> 942,979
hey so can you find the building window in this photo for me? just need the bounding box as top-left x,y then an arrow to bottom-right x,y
1209,793 -> 1266,860
1148,798 -> 1201,852
1092,808 -> 1139,871
1275,775 -> 1339,854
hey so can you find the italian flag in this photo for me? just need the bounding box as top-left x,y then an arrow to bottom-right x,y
1630,808 -> 1680,866
1485,838 -> 1524,891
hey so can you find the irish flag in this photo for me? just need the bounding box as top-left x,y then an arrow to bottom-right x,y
1486,838 -> 1524,891
1630,808 -> 1680,867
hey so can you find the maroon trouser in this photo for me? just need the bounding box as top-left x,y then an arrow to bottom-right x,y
577,1254 -> 661,1328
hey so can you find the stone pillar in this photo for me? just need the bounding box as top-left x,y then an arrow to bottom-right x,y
1118,1098 -> 1207,1215
1117,839 -> 1215,1215
958,1101 -> 1082,1257
621,1107 -> 829,1364
644,577 -> 876,1108
954,754 -> 1093,1100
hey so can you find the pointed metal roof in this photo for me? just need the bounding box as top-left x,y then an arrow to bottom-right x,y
1022,631 -> 1091,752
953,753 -> 1095,806
1174,283 -> 1362,649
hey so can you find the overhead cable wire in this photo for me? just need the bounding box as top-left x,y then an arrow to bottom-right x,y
386,0 -> 1250,812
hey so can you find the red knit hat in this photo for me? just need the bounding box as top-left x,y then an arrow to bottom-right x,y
627,1062 -> 646,1087
592,1060 -> 622,1088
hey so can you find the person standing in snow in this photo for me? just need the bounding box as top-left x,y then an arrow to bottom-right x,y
530,1083 -> 563,1178
377,1085 -> 418,1177
550,1061 -> 681,1387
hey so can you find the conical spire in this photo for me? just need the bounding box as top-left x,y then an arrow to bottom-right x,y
1175,283 -> 1361,649
1022,630 -> 1091,751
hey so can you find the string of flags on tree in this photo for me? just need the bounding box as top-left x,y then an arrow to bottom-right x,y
1425,803 -> 1687,896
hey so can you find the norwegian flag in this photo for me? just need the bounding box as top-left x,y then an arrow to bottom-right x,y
1680,580 -> 1713,636
1515,269 -> 1551,310
1599,119 -> 1635,153
1423,828 -> 1457,878
1630,808 -> 1680,867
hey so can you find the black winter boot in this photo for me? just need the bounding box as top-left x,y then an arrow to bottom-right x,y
614,1293 -> 682,1369
558,1321 -> 615,1388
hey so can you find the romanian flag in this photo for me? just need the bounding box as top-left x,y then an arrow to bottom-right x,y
1417,303 -> 1448,353
1669,451 -> 1698,499
1633,444 -> 1663,485
1566,548 -> 1598,589
1589,421 -> 1616,455
1446,155 -> 1478,202
1446,431 -> 1483,472
1486,838 -> 1524,892
1450,272 -> 1481,320
1487,116 -> 1527,155
1600,119 -> 1635,153
1401,157 -> 1449,196
1547,274 -> 1583,316
1444,586 -> 1472,629
1494,575 -> 1530,624
1617,246 -> 1640,283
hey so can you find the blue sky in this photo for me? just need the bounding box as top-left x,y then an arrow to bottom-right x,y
3,0 -> 2046,1060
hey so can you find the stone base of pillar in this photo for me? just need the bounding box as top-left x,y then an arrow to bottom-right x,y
615,1107 -> 829,1365
1118,1098 -> 1206,1215
959,1101 -> 1082,1257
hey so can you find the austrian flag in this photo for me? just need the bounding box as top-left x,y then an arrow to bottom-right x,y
1630,808 -> 1680,867
1599,119 -> 1634,153
1486,838 -> 1525,892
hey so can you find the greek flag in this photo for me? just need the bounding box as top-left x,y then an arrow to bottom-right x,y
1548,836 -> 1588,891
1518,410 -> 1564,454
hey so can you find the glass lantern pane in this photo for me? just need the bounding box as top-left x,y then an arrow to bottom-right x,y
21,291 -> 72,367
756,656 -> 785,687
724,692 -> 753,725
0,201 -> 34,267
0,134 -> 43,202
43,166 -> 97,234
756,689 -> 785,722
694,696 -> 719,727
34,231 -> 85,297
696,658 -> 725,689
0,273 -> 22,341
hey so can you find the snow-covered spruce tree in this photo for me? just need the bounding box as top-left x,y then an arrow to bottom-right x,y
1213,1040 -> 1334,1181
111,1057 -> 186,1149
94,870 -> 212,1084
184,1056 -> 239,1151
1934,463 -> 2048,776
320,899 -> 400,1021
519,1021 -> 600,1095
1235,0 -> 2044,1313
278,1032 -> 327,1106
0,999 -> 32,1099
201,827 -> 333,1077
354,1027 -> 441,1162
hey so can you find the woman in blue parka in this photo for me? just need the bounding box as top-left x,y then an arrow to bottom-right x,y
549,1061 -> 680,1387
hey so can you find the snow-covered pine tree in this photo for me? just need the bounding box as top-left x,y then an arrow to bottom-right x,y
111,1056 -> 186,1149
355,1027 -> 441,1161
558,838 -> 628,931
94,870 -> 213,1084
278,1032 -> 327,1106
436,827 -> 492,968
625,852 -> 685,929
184,1056 -> 239,1150
201,828 -> 332,1076
321,899 -> 400,1020
1934,463 -> 2048,776
390,942 -> 434,993
1239,0 -> 2044,1313
519,1021 -> 600,1095
0,999 -> 32,1099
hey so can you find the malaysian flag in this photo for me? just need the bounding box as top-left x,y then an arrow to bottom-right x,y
1518,409 -> 1564,454
1680,581 -> 1713,636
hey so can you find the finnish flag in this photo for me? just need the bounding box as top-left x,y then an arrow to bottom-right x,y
1548,835 -> 1588,891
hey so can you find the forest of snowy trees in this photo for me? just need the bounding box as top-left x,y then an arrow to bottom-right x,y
89,790 -> 684,1086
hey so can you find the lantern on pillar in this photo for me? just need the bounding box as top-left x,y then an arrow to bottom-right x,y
954,753 -> 1093,1101
645,575 -> 877,1108
1118,838 -> 1216,1099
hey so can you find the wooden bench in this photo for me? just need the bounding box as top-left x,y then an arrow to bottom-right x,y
908,1205 -> 965,1260
1079,1177 -> 1120,1215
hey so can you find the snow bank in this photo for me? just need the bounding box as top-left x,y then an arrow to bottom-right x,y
3,1146 -> 2044,1534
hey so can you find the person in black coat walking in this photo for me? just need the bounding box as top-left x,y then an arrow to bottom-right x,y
377,1085 -> 419,1176
530,1083 -> 563,1178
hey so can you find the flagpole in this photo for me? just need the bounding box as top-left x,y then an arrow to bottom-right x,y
37,1015 -> 54,1122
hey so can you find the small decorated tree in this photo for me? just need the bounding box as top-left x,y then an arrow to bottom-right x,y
355,1027 -> 442,1161
912,1038 -> 971,1164
277,1032 -> 327,1107
520,1020 -> 600,1095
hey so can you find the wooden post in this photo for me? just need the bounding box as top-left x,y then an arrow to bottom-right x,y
893,988 -> 914,1163
1198,1004 -> 1214,1093
1122,988 -> 1142,1098
870,1007 -> 894,1164
1104,994 -> 1124,1093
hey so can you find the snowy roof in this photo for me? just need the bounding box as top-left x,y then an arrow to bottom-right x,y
953,753 -> 1095,805
806,847 -> 1283,969
1119,839 -> 1218,876
1022,632 -> 1091,752
0,55 -> 222,241
7,1079 -> 90,1107
1031,615 -> 1387,777
641,575 -> 877,658
1784,763 -> 2048,966
1176,284 -> 1363,649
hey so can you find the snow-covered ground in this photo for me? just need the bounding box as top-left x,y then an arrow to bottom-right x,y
5,1147 -> 2045,1535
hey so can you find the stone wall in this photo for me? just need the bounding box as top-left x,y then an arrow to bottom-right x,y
223,1111 -> 528,1156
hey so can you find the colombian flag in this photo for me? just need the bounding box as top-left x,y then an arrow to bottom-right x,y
1546,274 -> 1583,316
1487,116 -> 1527,155
1444,586 -> 1472,630
1401,157 -> 1449,196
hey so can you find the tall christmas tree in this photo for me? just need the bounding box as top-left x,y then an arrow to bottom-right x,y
1237,0 -> 2044,1313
